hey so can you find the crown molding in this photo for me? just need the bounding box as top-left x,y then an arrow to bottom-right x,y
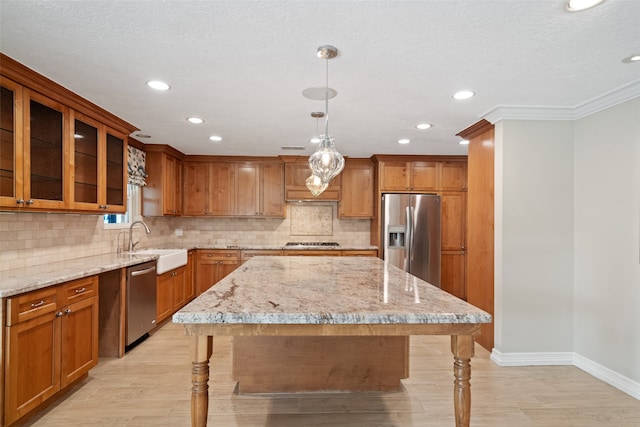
482,79 -> 640,124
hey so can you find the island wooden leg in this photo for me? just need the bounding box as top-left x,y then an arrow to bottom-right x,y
191,335 -> 213,427
451,335 -> 475,427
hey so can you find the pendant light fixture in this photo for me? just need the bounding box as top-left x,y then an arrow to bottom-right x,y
305,111 -> 329,196
307,45 -> 344,186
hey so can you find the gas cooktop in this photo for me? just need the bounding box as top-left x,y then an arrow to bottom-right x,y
285,242 -> 340,247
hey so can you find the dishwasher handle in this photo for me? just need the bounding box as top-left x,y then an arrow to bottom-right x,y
131,266 -> 156,276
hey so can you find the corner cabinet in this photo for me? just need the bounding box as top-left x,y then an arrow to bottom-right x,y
142,145 -> 183,216
4,276 -> 99,426
0,54 -> 136,213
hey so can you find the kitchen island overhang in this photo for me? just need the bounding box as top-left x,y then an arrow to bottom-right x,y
173,256 -> 491,427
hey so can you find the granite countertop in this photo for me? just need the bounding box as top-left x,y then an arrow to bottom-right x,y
173,256 -> 492,325
0,252 -> 158,297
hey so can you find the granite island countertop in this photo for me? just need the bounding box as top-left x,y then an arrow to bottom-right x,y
173,256 -> 491,325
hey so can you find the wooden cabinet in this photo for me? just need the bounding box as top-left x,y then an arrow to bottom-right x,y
378,160 -> 437,192
439,161 -> 467,191
4,276 -> 99,426
143,145 -> 183,216
185,249 -> 195,302
342,250 -> 377,257
0,76 -> 23,208
183,159 -> 285,217
1,54 -> 136,213
339,158 -> 374,218
20,88 -> 69,210
441,251 -> 466,300
195,250 -> 240,295
235,161 -> 285,217
285,250 -> 342,256
282,156 -> 340,201
70,112 -> 127,212
156,265 -> 186,323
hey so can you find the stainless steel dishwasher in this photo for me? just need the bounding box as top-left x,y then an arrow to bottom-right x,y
126,261 -> 157,346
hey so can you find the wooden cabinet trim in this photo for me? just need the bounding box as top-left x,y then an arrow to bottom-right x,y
1,53 -> 137,135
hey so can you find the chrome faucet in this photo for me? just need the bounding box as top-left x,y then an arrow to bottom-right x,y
128,220 -> 151,252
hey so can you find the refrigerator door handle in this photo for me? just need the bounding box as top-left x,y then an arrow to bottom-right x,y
406,205 -> 413,270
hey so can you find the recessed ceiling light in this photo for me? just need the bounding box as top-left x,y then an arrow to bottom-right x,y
453,90 -> 475,100
310,137 -> 321,144
187,117 -> 204,124
459,139 -> 470,145
564,0 -> 606,12
622,54 -> 640,63
146,80 -> 170,91
416,123 -> 432,130
209,135 -> 222,142
398,139 -> 410,145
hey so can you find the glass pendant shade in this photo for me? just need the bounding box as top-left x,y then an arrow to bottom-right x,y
308,134 -> 344,184
305,174 -> 328,197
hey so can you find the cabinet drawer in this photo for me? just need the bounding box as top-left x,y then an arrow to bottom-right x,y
6,286 -> 59,326
343,250 -> 378,257
197,250 -> 239,262
285,250 -> 342,256
61,276 -> 98,304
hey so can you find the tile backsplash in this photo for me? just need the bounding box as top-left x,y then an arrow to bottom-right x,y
0,203 -> 371,270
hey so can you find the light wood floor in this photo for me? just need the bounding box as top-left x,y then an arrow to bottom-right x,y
24,322 -> 640,426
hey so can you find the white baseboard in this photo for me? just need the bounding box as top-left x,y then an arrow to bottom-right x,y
573,353 -> 640,400
490,349 -> 574,366
490,349 -> 640,400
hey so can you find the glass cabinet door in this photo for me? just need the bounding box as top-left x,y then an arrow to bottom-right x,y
25,90 -> 68,209
0,77 -> 24,207
72,113 -> 99,208
105,130 -> 126,211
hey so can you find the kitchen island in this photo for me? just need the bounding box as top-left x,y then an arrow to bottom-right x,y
173,256 -> 491,427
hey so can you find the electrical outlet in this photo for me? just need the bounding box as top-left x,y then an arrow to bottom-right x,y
175,228 -> 183,237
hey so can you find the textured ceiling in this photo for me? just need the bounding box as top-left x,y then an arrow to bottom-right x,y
1,0 -> 639,157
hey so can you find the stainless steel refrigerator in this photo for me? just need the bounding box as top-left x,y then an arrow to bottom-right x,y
381,193 -> 441,287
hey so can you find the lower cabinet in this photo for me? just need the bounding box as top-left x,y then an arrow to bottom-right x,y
441,251 -> 466,300
156,265 -> 187,323
4,276 -> 99,426
195,250 -> 240,295
240,249 -> 283,264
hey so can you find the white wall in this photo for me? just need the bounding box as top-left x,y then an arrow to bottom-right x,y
495,120 -> 575,353
573,97 -> 640,383
494,97 -> 640,394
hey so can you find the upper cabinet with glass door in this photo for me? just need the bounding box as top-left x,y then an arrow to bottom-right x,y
71,112 -> 127,213
0,54 -> 136,213
0,77 -> 24,208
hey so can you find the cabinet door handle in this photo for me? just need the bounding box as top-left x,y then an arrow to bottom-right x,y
56,311 -> 64,317
25,199 -> 34,205
64,309 -> 72,315
16,198 -> 25,205
31,300 -> 45,308
74,287 -> 87,294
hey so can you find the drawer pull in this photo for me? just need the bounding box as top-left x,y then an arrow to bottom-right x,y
31,300 -> 45,308
74,287 -> 87,294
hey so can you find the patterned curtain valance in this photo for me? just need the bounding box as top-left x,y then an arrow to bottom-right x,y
127,146 -> 147,186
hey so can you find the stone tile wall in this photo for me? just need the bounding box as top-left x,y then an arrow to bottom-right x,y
0,203 -> 371,270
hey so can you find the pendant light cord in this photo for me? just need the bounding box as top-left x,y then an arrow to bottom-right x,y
324,56 -> 329,137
